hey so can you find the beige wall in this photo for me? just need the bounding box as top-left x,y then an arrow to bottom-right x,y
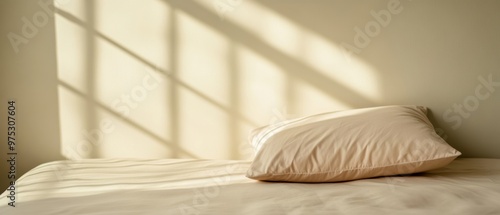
1,0 -> 499,189
0,0 -> 63,190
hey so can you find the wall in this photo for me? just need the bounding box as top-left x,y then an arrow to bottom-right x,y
1,0 -> 499,190
0,0 -> 63,190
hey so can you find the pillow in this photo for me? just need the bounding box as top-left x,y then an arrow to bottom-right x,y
246,105 -> 461,182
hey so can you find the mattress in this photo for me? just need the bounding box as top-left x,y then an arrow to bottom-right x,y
1,158 -> 500,215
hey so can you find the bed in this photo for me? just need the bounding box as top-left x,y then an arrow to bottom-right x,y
3,106 -> 499,214
1,158 -> 500,215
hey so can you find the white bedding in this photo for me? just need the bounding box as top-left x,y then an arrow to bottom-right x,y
1,158 -> 500,215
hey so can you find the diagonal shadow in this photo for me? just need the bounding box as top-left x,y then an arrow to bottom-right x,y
58,80 -> 200,159
228,42 -> 240,159
55,8 -> 259,128
84,0 -> 99,158
252,0 -> 379,45
168,6 -> 180,158
162,0 -> 378,108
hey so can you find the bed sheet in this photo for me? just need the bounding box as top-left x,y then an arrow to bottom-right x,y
1,158 -> 499,215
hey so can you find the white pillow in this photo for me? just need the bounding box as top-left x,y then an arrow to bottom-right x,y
246,105 -> 461,182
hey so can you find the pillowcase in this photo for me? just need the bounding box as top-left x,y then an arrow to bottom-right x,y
246,105 -> 461,182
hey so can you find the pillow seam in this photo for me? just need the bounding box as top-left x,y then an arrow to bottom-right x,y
264,154 -> 459,176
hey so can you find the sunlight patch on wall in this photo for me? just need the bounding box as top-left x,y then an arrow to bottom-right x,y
238,46 -> 287,125
94,108 -> 173,158
177,10 -> 231,108
93,37 -> 172,142
293,80 -> 351,116
55,14 -> 88,94
55,0 -> 176,159
228,1 -> 301,58
57,85 -> 92,159
227,1 -> 380,101
54,0 -> 382,160
301,34 -> 380,100
95,0 -> 171,71
178,86 -> 231,159
55,5 -> 92,159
